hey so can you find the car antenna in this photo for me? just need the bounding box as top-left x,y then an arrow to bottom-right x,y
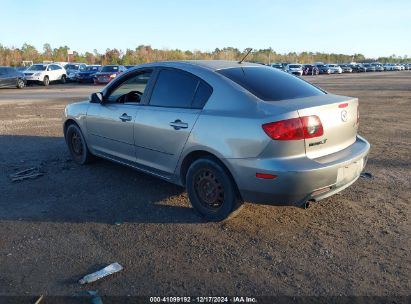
238,48 -> 253,64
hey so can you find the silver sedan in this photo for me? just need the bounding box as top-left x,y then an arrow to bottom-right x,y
63,60 -> 370,221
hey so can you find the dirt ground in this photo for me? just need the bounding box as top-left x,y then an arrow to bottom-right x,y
0,72 -> 410,301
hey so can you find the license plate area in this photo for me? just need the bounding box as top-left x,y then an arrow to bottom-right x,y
336,158 -> 364,185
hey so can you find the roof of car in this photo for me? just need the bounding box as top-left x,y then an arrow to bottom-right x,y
170,60 -> 263,71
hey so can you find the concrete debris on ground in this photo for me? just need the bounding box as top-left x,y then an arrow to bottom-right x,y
79,263 -> 123,285
360,172 -> 373,179
9,167 -> 43,182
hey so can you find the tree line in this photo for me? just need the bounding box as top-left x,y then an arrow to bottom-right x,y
0,43 -> 409,66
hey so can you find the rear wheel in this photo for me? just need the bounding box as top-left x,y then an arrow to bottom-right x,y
61,75 -> 66,84
43,76 -> 49,86
65,124 -> 93,164
16,78 -> 25,89
186,158 -> 242,221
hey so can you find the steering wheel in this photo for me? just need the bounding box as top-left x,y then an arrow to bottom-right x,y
122,90 -> 143,103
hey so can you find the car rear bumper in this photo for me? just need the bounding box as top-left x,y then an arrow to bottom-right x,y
226,135 -> 370,207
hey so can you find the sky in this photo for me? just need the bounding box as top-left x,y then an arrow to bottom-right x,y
1,0 -> 410,58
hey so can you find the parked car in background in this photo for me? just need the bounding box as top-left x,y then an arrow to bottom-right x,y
315,64 -> 331,74
383,64 -> 392,71
403,63 -> 411,70
371,63 -> 384,72
396,64 -> 405,71
284,64 -> 303,76
94,65 -> 127,84
327,64 -> 343,74
339,64 -> 353,73
384,64 -> 400,71
76,65 -> 101,83
362,64 -> 376,72
302,64 -> 319,75
271,63 -> 284,70
0,66 -> 26,88
24,63 -> 67,86
63,60 -> 370,221
350,64 -> 366,72
64,63 -> 87,81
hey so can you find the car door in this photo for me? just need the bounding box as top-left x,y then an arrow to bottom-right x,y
0,68 -> 15,87
133,68 -> 213,176
0,68 -> 7,87
86,69 -> 155,163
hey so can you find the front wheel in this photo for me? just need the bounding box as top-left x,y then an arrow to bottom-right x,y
16,78 -> 25,89
43,76 -> 49,86
186,158 -> 242,221
65,124 -> 93,164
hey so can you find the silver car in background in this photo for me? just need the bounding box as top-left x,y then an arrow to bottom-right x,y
63,61 -> 370,221
327,64 -> 343,74
284,64 -> 304,76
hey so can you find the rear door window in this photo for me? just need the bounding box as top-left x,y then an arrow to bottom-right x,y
149,69 -> 205,108
218,67 -> 325,101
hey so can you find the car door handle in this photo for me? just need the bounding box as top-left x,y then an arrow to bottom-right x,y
119,113 -> 132,122
169,119 -> 188,130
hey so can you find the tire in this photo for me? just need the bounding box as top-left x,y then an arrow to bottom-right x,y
43,76 -> 49,86
16,78 -> 25,89
65,123 -> 93,165
61,75 -> 66,84
186,157 -> 242,221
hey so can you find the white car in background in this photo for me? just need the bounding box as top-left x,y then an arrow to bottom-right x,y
24,63 -> 67,86
284,64 -> 303,76
327,64 -> 343,74
396,64 -> 405,70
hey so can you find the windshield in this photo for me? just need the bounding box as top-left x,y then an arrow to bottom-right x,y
65,64 -> 79,70
218,66 -> 325,101
101,66 -> 119,72
27,64 -> 47,71
289,65 -> 301,68
316,64 -> 326,68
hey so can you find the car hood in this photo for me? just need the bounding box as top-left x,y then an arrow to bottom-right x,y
24,70 -> 45,74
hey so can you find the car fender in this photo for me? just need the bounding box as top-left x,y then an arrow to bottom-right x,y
63,101 -> 90,141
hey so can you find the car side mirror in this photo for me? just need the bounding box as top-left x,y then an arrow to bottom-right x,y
90,92 -> 103,104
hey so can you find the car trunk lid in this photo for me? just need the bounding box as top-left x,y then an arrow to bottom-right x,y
271,94 -> 359,159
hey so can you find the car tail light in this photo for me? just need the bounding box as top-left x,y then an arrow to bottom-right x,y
300,116 -> 324,138
262,115 -> 323,140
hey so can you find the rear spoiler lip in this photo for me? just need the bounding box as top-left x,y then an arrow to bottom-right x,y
263,94 -> 358,112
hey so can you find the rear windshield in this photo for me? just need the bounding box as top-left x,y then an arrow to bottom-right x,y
101,66 -> 119,72
85,66 -> 100,71
217,67 -> 325,101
